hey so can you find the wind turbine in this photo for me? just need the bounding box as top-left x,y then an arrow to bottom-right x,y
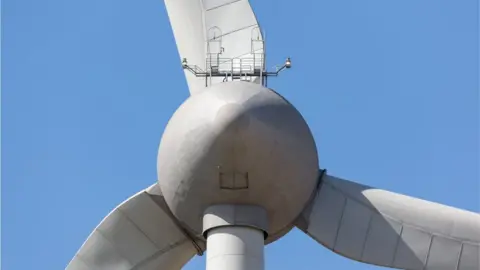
66,1 -> 480,270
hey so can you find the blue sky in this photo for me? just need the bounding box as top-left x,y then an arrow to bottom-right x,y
2,0 -> 478,269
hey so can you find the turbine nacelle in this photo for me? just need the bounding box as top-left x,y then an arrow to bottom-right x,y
157,81 -> 319,242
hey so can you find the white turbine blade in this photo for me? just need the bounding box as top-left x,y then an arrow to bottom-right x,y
66,184 -> 204,270
296,173 -> 480,270
163,0 -> 264,94
163,0 -> 206,95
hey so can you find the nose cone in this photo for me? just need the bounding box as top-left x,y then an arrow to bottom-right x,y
214,103 -> 251,136
157,81 -> 319,242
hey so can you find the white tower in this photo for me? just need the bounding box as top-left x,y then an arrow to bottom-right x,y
65,1 -> 480,270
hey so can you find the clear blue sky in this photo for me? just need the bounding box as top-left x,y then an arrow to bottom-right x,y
2,0 -> 478,269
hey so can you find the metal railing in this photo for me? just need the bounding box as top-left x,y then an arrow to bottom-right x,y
206,57 -> 264,75
181,25 -> 290,87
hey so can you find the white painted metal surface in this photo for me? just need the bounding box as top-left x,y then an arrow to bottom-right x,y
164,0 -> 264,94
157,81 -> 318,240
65,184 -> 203,270
296,173 -> 480,270
67,2 -> 480,270
206,226 -> 265,270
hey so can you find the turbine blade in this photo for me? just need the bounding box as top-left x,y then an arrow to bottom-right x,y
163,0 -> 264,94
66,184 -> 205,270
295,173 -> 480,270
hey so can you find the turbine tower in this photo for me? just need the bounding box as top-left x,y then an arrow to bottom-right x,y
66,1 -> 480,270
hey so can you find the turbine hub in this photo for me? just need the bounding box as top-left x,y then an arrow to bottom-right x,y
157,81 -> 319,242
